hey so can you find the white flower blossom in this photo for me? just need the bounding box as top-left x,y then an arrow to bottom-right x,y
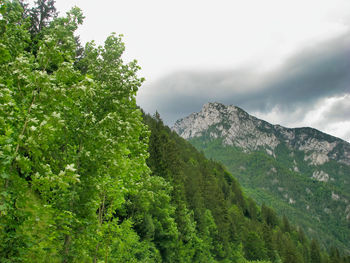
52,112 -> 61,118
65,164 -> 77,172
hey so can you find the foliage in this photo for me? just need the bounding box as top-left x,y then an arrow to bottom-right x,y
0,1 -> 152,261
143,113 -> 350,262
1,1 -> 349,262
189,136 -> 350,254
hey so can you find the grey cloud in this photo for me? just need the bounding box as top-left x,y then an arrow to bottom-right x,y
252,34 -> 350,112
138,32 -> 350,125
139,69 -> 263,123
344,130 -> 350,142
322,96 -> 350,122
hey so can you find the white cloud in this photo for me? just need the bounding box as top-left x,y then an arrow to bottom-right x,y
51,0 -> 350,80
29,0 -> 350,141
253,95 -> 350,142
137,32 -> 350,142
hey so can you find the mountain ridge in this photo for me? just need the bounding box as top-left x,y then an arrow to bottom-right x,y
173,102 -> 350,166
172,102 -> 350,252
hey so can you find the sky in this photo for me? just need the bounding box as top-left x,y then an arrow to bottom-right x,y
50,0 -> 350,141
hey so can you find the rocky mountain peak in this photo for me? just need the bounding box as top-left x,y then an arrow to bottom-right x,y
173,102 -> 350,165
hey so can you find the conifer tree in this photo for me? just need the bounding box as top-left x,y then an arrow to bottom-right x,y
29,0 -> 58,35
310,239 -> 322,263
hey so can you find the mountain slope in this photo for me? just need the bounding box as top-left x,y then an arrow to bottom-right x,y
173,102 -> 350,253
144,112 -> 350,262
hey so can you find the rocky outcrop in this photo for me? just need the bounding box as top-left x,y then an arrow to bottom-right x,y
312,170 -> 330,182
173,102 -> 350,165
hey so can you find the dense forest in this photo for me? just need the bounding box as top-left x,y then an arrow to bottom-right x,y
0,1 -> 349,262
189,135 -> 350,254
144,113 -> 350,263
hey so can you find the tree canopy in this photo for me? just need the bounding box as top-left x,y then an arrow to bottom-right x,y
0,1 -> 349,262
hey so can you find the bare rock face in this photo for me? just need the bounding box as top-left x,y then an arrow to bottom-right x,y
312,170 -> 330,182
173,102 -> 350,165
173,102 -> 279,152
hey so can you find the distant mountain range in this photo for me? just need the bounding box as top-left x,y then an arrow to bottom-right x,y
173,102 -> 350,252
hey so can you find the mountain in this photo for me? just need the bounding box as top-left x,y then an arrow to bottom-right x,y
144,112 -> 350,262
3,0 -> 349,261
173,102 -> 350,253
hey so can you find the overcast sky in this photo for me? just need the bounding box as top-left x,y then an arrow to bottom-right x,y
52,0 -> 350,141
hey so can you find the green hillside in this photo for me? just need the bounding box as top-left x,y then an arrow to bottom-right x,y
1,1 -> 349,262
189,131 -> 350,254
144,113 -> 350,263
173,102 -> 350,255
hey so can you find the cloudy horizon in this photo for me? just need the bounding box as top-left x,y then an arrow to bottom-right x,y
138,31 -> 350,142
50,0 -> 350,141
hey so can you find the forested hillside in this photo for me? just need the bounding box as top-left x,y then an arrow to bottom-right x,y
189,137 -> 350,253
0,1 -> 348,262
173,102 -> 350,254
144,113 -> 350,263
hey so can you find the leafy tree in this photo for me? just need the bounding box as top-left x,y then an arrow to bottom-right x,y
1,1 -> 347,262
0,1 -> 151,261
